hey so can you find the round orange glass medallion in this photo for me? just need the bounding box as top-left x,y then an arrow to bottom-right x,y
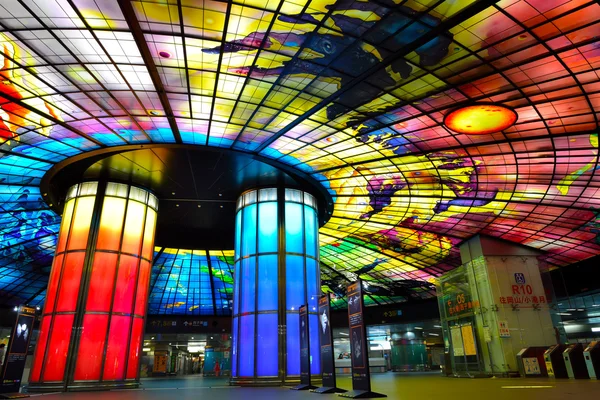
444,104 -> 517,135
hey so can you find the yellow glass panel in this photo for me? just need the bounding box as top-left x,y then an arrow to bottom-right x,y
96,197 -> 126,251
56,198 -> 75,254
121,201 -> 146,256
141,208 -> 157,261
67,197 -> 96,250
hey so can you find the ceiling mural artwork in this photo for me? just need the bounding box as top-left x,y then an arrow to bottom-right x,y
1,0 -> 600,312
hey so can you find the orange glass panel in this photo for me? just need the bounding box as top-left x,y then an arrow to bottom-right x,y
55,252 -> 85,312
113,255 -> 139,314
103,315 -> 130,381
85,252 -> 118,312
121,201 -> 146,255
96,197 -> 126,251
140,208 -> 157,261
56,199 -> 75,253
67,196 -> 95,250
42,314 -> 74,382
29,315 -> 52,383
444,104 -> 518,135
74,314 -> 109,381
134,260 -> 151,316
43,253 -> 64,314
126,317 -> 144,379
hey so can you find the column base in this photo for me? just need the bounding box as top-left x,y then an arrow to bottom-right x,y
26,381 -> 140,393
230,376 -> 322,387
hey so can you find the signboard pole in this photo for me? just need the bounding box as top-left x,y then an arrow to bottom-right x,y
339,279 -> 386,399
0,305 -> 36,399
291,305 -> 316,390
312,294 -> 347,394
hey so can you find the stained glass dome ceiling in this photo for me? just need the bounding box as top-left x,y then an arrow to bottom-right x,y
2,0 -> 600,312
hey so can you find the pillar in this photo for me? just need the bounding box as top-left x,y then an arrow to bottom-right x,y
28,181 -> 158,391
231,187 -> 321,385
436,235 -> 555,376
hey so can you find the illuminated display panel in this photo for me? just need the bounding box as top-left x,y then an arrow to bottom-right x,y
1,0 -> 600,311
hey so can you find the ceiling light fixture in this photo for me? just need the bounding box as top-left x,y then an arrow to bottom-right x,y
444,103 -> 517,135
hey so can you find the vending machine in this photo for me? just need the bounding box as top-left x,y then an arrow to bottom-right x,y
583,342 -> 600,379
563,344 -> 589,379
544,344 -> 568,378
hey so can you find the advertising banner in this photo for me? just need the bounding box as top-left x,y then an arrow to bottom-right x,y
1,305 -> 36,395
299,304 -> 310,386
291,305 -> 315,390
340,280 -> 386,398
312,294 -> 346,394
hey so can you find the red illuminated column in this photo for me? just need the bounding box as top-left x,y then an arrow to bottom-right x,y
28,182 -> 158,392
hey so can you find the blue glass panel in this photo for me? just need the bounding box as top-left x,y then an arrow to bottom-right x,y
309,314 -> 321,375
241,257 -> 256,313
286,255 -> 305,311
304,206 -> 318,257
306,258 -> 319,309
257,313 -> 278,376
257,255 -> 278,312
286,313 -> 300,376
285,203 -> 303,254
242,203 -> 257,257
258,202 -> 277,253
235,210 -> 242,260
239,315 -> 255,377
232,316 -> 238,377
233,259 -> 240,315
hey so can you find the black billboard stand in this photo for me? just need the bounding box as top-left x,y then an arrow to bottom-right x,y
338,280 -> 386,399
291,304 -> 317,390
0,305 -> 36,399
312,294 -> 347,394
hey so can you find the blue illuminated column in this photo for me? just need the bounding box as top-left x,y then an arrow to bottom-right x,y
231,188 -> 320,385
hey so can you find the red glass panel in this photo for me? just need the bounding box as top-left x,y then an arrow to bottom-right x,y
96,197 -> 126,251
103,315 -> 130,381
43,254 -> 64,314
126,317 -> 144,379
56,200 -> 74,253
56,252 -> 85,312
113,255 -> 139,314
74,314 -> 109,381
85,252 -> 118,312
121,201 -> 145,255
67,197 -> 95,250
141,209 -> 156,260
29,315 -> 52,383
42,314 -> 74,382
134,260 -> 151,316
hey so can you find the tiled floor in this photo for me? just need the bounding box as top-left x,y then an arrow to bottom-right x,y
26,372 -> 600,400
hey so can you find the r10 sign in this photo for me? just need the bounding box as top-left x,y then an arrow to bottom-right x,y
512,284 -> 533,295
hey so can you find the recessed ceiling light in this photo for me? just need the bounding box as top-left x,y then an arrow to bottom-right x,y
444,103 -> 517,135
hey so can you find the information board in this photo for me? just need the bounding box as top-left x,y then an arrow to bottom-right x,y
312,294 -> 345,394
450,326 -> 464,357
299,305 -> 310,386
0,305 -> 36,394
318,295 -> 334,387
339,280 -> 386,398
461,325 -> 477,356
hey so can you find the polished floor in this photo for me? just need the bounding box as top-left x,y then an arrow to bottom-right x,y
27,372 -> 600,400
